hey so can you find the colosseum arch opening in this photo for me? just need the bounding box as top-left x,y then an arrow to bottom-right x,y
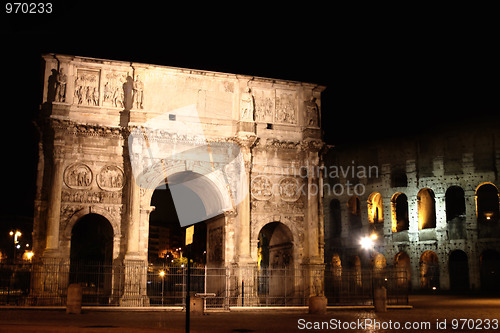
367,192 -> 383,235
476,183 -> 500,238
449,250 -> 469,292
418,188 -> 436,230
391,193 -> 409,233
446,186 -> 466,239
419,251 -> 440,290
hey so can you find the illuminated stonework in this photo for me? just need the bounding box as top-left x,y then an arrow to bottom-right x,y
33,54 -> 326,305
323,130 -> 500,292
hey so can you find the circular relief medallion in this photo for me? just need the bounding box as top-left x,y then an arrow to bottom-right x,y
278,177 -> 300,202
97,165 -> 124,191
250,175 -> 273,201
64,163 -> 93,189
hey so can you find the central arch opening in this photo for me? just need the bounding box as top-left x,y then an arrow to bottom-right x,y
147,171 -> 226,305
148,183 -> 207,266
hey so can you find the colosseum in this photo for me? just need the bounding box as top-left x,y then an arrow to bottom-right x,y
322,119 -> 500,293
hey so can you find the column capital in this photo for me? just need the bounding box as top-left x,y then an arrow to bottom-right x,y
235,133 -> 257,149
223,209 -> 237,218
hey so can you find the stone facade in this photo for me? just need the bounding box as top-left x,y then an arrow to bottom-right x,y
322,124 -> 500,292
33,54 -> 326,305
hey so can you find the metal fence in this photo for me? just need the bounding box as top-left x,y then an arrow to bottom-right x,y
0,262 -> 408,307
324,267 -> 409,305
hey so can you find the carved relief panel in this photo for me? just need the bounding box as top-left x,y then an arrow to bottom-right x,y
253,89 -> 274,122
63,163 -> 92,189
252,88 -> 297,124
61,190 -> 122,204
250,175 -> 273,200
275,89 -> 297,124
278,177 -> 300,202
102,71 -> 127,108
74,69 -> 100,106
97,165 -> 124,191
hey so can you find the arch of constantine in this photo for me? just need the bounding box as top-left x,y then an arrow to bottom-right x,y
33,54 -> 326,305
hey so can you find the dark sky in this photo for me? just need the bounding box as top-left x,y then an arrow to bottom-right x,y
0,3 -> 498,219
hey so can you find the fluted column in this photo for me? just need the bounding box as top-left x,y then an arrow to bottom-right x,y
44,147 -> 64,257
234,133 -> 257,265
237,142 -> 253,263
125,173 -> 141,259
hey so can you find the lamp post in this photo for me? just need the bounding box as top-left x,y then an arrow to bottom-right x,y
159,270 -> 165,306
9,230 -> 21,264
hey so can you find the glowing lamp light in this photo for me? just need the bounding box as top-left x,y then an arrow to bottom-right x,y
370,233 -> 378,240
23,251 -> 34,261
159,270 -> 165,277
9,230 -> 22,243
484,212 -> 494,221
360,236 -> 374,250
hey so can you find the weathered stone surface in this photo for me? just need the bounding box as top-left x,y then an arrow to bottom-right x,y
323,126 -> 500,292
34,54 -> 326,304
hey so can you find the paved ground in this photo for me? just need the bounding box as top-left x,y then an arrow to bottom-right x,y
1,295 -> 500,332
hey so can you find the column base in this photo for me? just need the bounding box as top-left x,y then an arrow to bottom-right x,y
120,296 -> 150,307
121,258 -> 148,307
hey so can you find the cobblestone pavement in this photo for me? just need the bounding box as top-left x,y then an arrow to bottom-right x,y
1,295 -> 499,332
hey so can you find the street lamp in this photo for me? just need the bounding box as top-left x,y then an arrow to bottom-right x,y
159,270 -> 165,306
9,230 -> 21,263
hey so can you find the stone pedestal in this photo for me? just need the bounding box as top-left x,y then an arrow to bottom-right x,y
119,259 -> 149,306
373,286 -> 387,312
66,283 -> 83,314
30,256 -> 65,306
190,296 -> 204,315
308,296 -> 327,314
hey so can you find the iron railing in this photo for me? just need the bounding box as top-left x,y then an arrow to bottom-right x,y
0,262 -> 409,307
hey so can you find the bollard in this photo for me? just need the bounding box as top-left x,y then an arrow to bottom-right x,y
308,296 -> 327,314
373,286 -> 387,312
190,296 -> 204,316
66,283 -> 83,314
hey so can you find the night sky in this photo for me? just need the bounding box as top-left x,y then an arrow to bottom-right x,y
0,3 -> 498,223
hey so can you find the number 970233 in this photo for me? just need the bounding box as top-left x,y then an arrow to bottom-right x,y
6,3 -> 53,14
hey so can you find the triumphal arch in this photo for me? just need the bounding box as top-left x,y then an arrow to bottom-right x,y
33,54 -> 326,305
